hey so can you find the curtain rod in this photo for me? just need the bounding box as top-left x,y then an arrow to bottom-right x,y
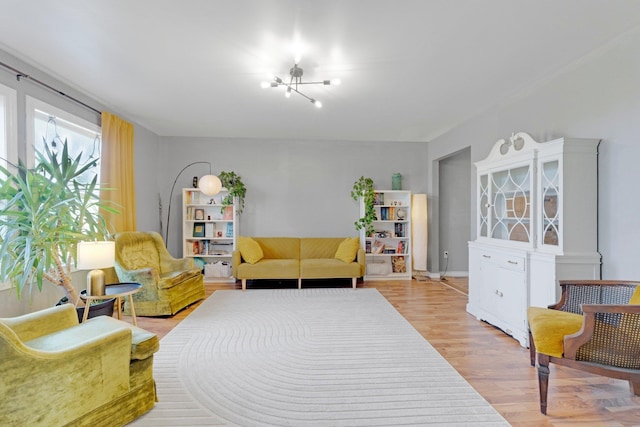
0,60 -> 102,115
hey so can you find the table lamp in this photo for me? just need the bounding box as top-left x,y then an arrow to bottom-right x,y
77,241 -> 115,296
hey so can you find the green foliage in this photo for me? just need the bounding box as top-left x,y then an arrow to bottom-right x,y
218,171 -> 246,214
351,176 -> 376,236
0,141 -> 116,300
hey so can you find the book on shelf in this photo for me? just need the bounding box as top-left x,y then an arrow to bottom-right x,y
365,240 -> 372,254
226,222 -> 234,238
391,256 -> 406,273
222,206 -> 233,220
372,240 -> 385,254
205,223 -> 214,238
394,223 -> 405,237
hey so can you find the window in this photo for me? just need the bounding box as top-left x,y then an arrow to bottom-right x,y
0,83 -> 17,291
0,83 -> 17,171
26,96 -> 101,184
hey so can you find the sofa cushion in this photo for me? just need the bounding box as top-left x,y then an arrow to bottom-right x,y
238,236 -> 264,264
300,258 -> 361,279
236,259 -> 299,279
300,237 -> 343,259
334,237 -> 360,263
254,237 -> 300,259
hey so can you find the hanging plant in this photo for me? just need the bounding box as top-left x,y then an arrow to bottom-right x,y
218,171 -> 247,214
351,176 -> 376,236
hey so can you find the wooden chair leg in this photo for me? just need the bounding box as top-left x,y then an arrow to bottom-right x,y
629,376 -> 640,395
242,279 -> 247,292
529,330 -> 536,367
537,354 -> 550,415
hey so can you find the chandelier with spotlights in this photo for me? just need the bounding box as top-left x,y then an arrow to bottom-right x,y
261,63 -> 340,108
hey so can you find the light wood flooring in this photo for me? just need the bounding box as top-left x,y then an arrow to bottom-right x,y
132,278 -> 640,426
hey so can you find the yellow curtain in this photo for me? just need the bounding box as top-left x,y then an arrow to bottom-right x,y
100,112 -> 136,233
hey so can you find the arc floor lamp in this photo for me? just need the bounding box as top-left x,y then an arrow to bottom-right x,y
165,161 -> 222,249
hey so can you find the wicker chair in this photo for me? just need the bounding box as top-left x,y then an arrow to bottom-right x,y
527,280 -> 640,415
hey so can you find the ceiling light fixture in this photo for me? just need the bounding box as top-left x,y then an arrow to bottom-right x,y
261,63 -> 339,108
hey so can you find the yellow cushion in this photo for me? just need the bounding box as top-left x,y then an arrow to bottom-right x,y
237,236 -> 264,264
334,237 -> 360,263
629,285 -> 640,304
528,306 -> 584,358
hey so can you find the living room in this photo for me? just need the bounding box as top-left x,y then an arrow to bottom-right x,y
1,1 -> 640,425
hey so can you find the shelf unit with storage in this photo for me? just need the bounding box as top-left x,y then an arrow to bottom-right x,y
468,132 -> 601,347
182,188 -> 237,283
360,190 -> 412,280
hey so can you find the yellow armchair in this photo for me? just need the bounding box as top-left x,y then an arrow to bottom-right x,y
528,280 -> 640,415
0,304 -> 158,426
114,231 -> 205,316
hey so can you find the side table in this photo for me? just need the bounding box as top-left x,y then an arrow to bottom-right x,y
79,282 -> 143,325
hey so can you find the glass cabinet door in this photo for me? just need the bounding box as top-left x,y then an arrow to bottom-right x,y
540,159 -> 560,247
478,174 -> 489,238
489,165 -> 531,243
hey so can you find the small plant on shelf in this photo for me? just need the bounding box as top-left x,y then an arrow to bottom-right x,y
351,176 -> 376,237
218,171 -> 246,214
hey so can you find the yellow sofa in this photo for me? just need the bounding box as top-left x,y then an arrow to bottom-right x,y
232,237 -> 365,291
114,231 -> 205,316
0,303 -> 159,426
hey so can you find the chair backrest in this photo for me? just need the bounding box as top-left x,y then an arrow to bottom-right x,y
115,232 -> 162,271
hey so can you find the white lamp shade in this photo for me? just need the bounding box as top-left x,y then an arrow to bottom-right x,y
77,241 -> 115,270
198,174 -> 222,196
411,194 -> 428,272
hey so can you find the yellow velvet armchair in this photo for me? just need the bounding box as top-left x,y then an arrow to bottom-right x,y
0,303 -> 159,426
528,280 -> 640,415
114,231 -> 205,316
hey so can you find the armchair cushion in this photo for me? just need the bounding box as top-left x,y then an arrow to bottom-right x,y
527,306 -> 583,358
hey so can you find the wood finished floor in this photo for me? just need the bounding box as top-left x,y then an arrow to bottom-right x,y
131,278 -> 640,426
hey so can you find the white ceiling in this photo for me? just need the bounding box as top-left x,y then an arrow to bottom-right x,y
1,0 -> 640,142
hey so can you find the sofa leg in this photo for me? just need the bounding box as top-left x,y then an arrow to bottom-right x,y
352,277 -> 357,289
298,278 -> 302,289
242,279 -> 246,292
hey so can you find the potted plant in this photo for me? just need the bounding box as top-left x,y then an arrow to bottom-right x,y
0,141 -> 118,314
351,176 -> 376,237
218,170 -> 247,214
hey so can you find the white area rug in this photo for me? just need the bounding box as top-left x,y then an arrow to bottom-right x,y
132,288 -> 509,426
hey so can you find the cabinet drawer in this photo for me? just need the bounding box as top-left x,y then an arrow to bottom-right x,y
479,252 -> 525,272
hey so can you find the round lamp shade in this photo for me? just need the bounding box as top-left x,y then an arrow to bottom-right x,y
199,174 -> 222,196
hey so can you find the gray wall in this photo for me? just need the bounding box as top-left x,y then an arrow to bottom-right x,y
156,137 -> 429,257
427,27 -> 640,280
438,148 -> 471,276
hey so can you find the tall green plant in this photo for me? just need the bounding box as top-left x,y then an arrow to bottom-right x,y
0,141 -> 117,303
351,176 -> 376,236
218,171 -> 246,214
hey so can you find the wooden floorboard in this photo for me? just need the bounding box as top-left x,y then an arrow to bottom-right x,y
130,278 -> 640,426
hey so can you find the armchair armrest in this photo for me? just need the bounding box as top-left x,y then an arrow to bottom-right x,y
115,266 -> 160,299
232,250 -> 241,277
0,316 -> 133,426
0,304 -> 78,342
356,248 -> 366,276
564,303 -> 640,361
